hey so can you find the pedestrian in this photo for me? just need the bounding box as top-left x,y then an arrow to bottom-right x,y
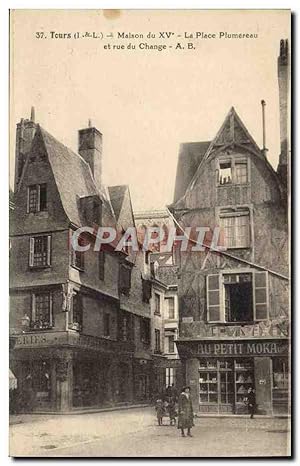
177,386 -> 194,437
246,387 -> 256,419
155,398 -> 165,426
168,397 -> 177,426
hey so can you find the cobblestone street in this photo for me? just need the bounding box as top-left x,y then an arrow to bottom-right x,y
9,408 -> 291,457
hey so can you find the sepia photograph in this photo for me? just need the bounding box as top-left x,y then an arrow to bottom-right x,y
8,9 -> 291,457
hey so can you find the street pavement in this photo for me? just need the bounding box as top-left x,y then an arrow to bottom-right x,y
9,407 -> 291,457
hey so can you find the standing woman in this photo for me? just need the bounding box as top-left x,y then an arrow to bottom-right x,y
178,386 -> 194,437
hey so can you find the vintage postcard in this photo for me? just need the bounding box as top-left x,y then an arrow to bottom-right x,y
9,9 -> 291,457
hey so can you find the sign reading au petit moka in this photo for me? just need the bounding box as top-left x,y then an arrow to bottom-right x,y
177,340 -> 289,357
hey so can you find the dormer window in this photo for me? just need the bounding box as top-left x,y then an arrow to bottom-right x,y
27,184 -> 47,213
219,161 -> 232,185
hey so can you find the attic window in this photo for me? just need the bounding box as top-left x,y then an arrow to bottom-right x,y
219,161 -> 232,185
27,184 -> 47,213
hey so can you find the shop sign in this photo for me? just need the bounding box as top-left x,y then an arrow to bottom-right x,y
177,340 -> 289,357
15,332 -> 68,348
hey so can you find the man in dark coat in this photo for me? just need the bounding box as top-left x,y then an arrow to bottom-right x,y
177,386 -> 194,437
246,387 -> 256,419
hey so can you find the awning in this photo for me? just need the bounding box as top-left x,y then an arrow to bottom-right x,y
9,368 -> 17,390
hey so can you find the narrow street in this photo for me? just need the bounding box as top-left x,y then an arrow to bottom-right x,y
10,407 -> 291,457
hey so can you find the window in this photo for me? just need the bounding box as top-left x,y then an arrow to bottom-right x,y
154,293 -> 161,315
140,317 -> 150,346
71,236 -> 85,271
142,278 -> 151,303
27,184 -> 47,213
31,292 -> 53,329
69,292 -> 82,331
119,264 -> 132,295
155,329 -> 161,353
220,209 -> 250,248
104,313 -> 110,337
166,367 -> 175,387
235,162 -> 248,184
207,271 -> 268,323
224,273 -> 253,322
118,312 -> 132,342
29,235 -> 51,267
219,161 -> 232,185
165,297 -> 175,319
167,335 -> 175,353
218,158 -> 248,185
99,251 -> 105,281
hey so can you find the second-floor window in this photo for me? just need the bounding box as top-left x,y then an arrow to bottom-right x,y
31,292 -> 53,329
207,271 -> 268,323
29,235 -> 51,268
219,209 -> 250,249
154,293 -> 161,315
155,329 -> 161,353
27,184 -> 47,213
165,297 -> 175,319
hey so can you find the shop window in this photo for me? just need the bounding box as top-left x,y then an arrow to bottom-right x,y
103,313 -> 110,337
165,297 -> 175,319
273,358 -> 289,390
31,292 -> 53,329
219,209 -> 250,249
29,235 -> 51,268
154,293 -> 161,315
27,184 -> 47,213
98,250 -> 105,281
207,271 -> 268,323
140,317 -> 150,346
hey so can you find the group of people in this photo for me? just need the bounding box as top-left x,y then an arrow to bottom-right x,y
155,385 -> 194,437
155,385 -> 257,437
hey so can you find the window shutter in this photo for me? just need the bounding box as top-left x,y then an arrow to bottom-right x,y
253,271 -> 269,320
47,235 -> 51,266
207,274 -> 222,322
31,293 -> 36,321
29,237 -> 34,267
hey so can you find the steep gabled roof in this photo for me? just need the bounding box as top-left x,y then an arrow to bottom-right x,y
173,141 -> 211,203
172,107 -> 282,208
32,126 -> 116,227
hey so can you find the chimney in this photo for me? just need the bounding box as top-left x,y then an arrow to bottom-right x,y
78,122 -> 103,190
261,100 -> 268,157
14,107 -> 37,192
277,39 -> 289,188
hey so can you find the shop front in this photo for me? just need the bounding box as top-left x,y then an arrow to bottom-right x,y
10,331 -> 135,412
176,338 -> 290,415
